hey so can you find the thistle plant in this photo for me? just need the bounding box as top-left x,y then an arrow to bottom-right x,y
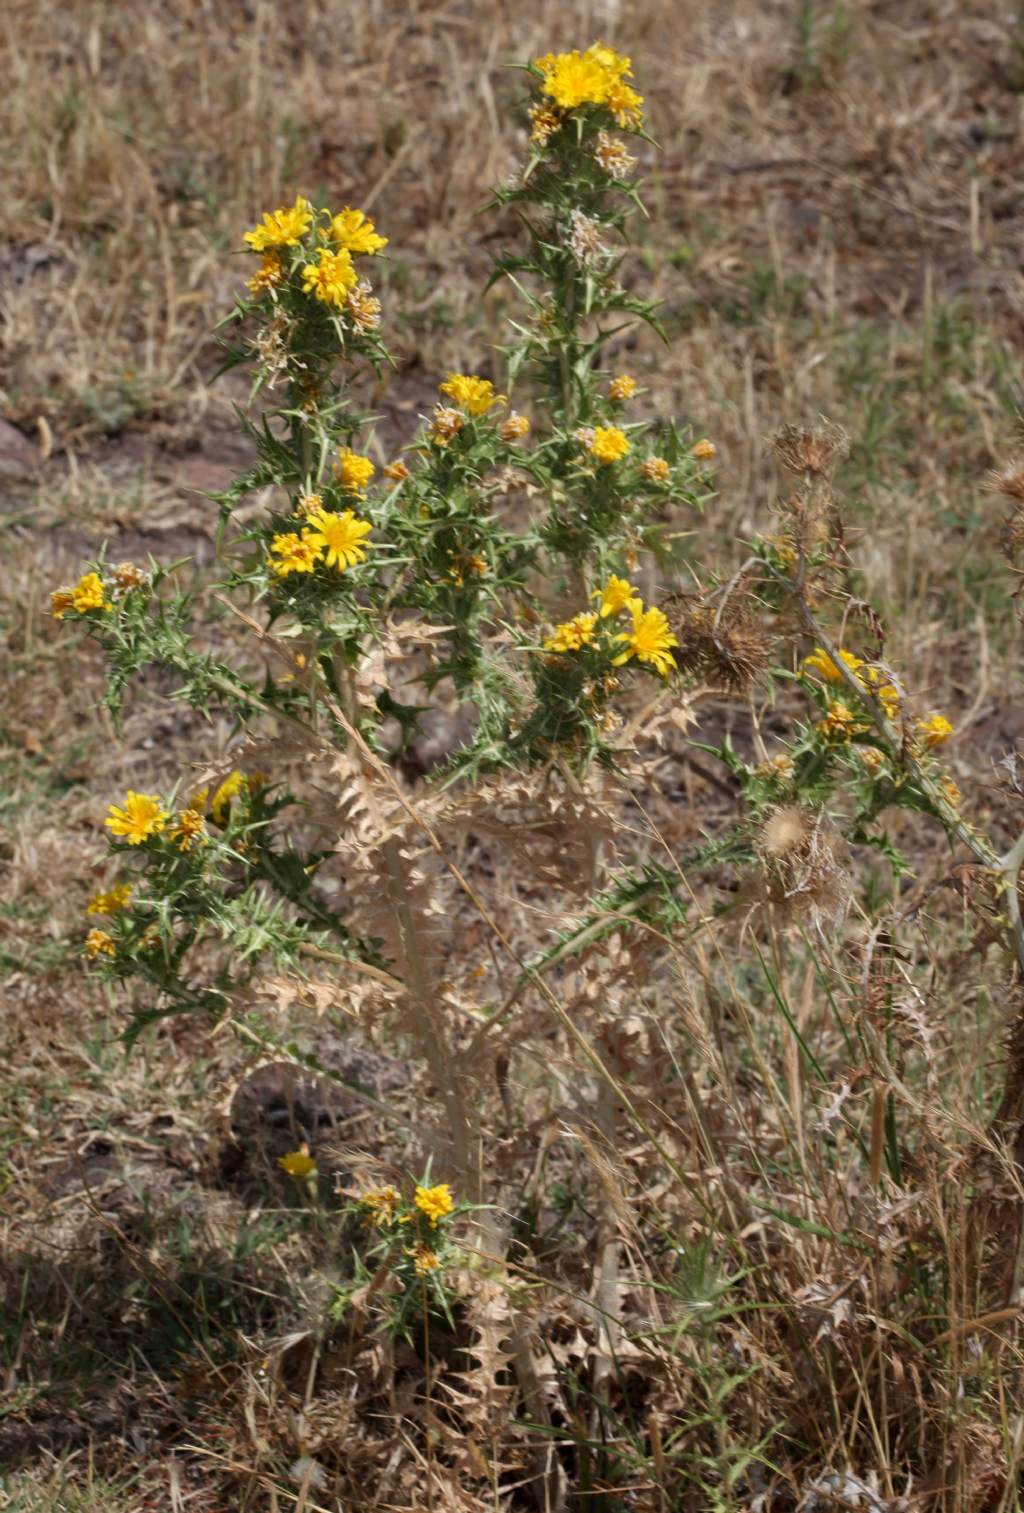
43,37 -> 1024,1504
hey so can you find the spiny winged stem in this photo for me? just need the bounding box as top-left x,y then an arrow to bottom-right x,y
381,835 -> 474,1192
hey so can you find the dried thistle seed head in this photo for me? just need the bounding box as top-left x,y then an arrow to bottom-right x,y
755,805 -> 849,920
988,458 -> 1024,503
771,420 -> 849,478
759,805 -> 812,861
671,600 -> 770,691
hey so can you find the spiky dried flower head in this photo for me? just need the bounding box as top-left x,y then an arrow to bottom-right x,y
566,209 -> 606,265
772,420 -> 849,478
671,599 -> 770,691
595,130 -> 636,179
112,561 -> 150,591
759,805 -> 813,862
755,805 -> 849,920
641,456 -> 670,483
500,411 -> 531,443
346,279 -> 381,330
988,458 -> 1024,503
246,252 -> 284,296
429,406 -> 465,447
383,459 -> 410,483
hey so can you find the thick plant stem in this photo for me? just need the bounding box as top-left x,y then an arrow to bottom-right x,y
381,836 -> 474,1192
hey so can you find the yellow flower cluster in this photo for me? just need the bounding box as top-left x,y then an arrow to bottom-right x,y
302,246 -> 357,307
243,195 -> 314,251
414,1183 -> 455,1227
608,374 -> 636,403
269,508 -> 373,578
51,571 -> 112,619
85,927 -> 115,960
241,198 -> 387,312
533,44 -> 643,127
544,579 -> 678,678
439,373 -> 505,416
334,447 -> 376,493
329,207 -> 388,256
87,882 -> 132,916
545,612 -> 598,653
589,425 -> 630,465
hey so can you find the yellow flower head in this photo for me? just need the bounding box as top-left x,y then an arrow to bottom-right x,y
269,529 -> 322,577
916,713 -> 954,748
87,882 -> 132,917
305,507 -> 373,571
594,575 -> 641,619
105,791 -> 168,845
589,426 -> 630,465
334,447 -> 376,493
246,252 -> 284,295
383,459 -> 410,483
301,246 -> 357,306
544,611 -> 598,653
63,572 -> 112,616
439,373 -> 505,416
500,411 -> 531,443
608,375 -> 637,403
407,1242 -> 442,1276
640,456 -> 670,483
85,928 -> 115,960
278,1148 -> 317,1179
243,196 -> 314,251
414,1183 -> 455,1227
611,602 -> 679,677
211,770 -> 246,825
360,1185 -> 401,1225
692,438 -> 717,461
329,206 -> 388,255
802,647 -> 863,683
172,808 -> 207,852
537,49 -> 611,109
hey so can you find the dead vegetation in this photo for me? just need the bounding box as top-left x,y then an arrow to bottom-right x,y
5,3 -> 1024,1511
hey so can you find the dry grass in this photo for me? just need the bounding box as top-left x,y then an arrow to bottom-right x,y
5,2 -> 1024,1509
